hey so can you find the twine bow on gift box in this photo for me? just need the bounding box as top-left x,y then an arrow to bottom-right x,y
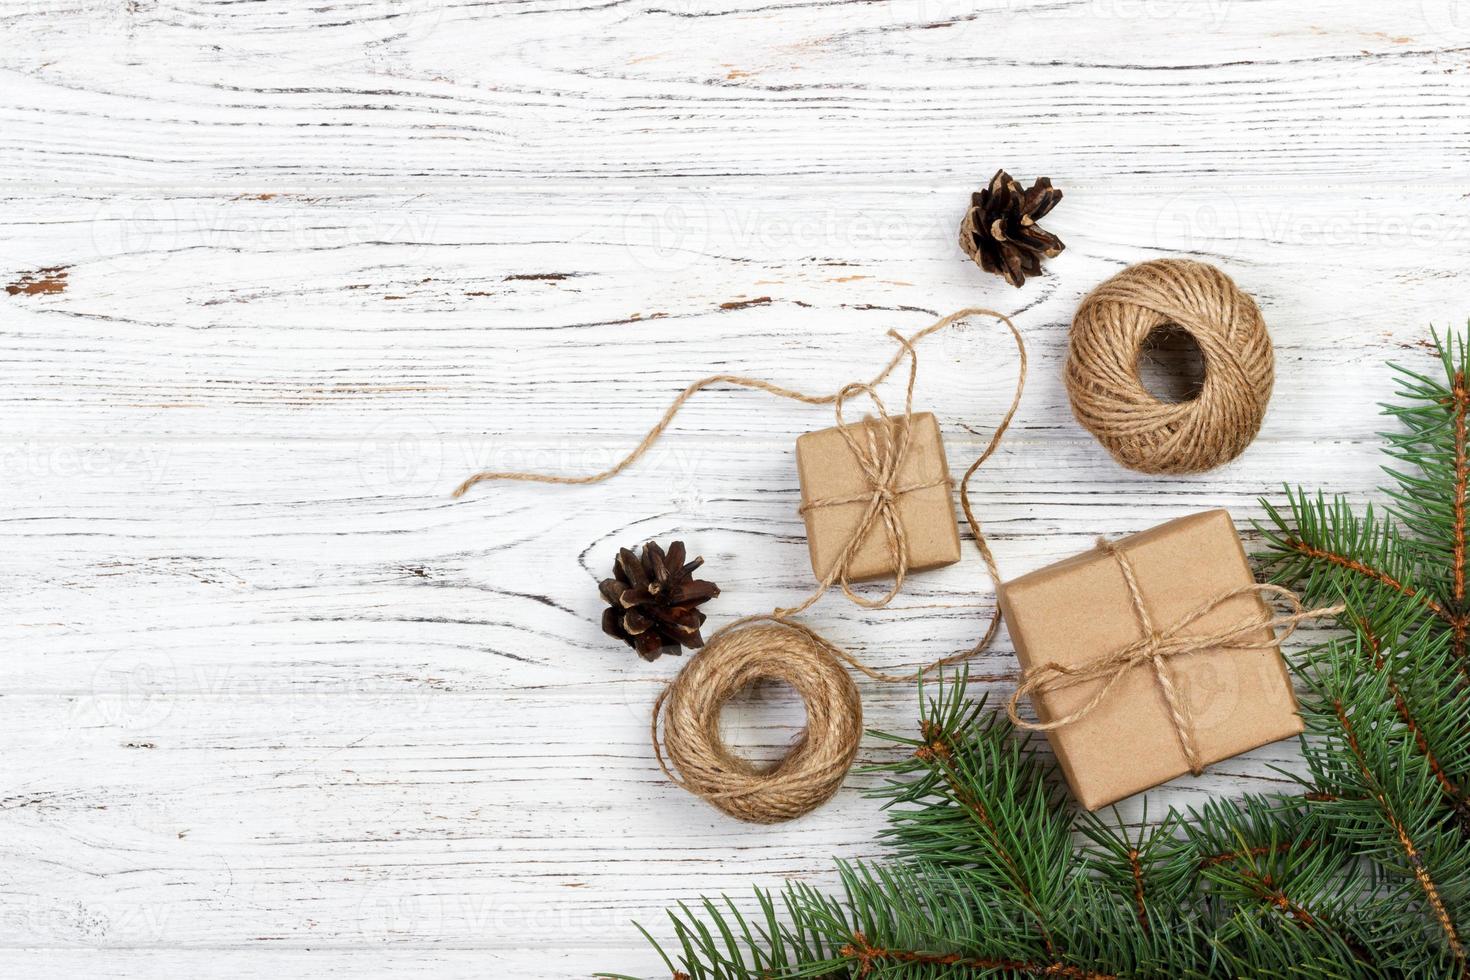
453,308 -> 1031,822
789,370 -> 952,613
1005,538 -> 1343,775
776,324 -> 974,619
455,307 -> 1025,633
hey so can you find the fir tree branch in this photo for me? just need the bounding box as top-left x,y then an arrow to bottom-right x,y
1183,797 -> 1381,972
1077,808 -> 1198,950
1330,698 -> 1467,971
1380,329 -> 1470,664
907,719 -> 1060,958
840,931 -> 1116,980
1281,536 -> 1448,622
1258,492 -> 1449,626
1450,372 -> 1467,604
1221,854 -> 1377,968
873,684 -> 1073,960
1301,791 -> 1349,803
1235,868 -> 1319,930
1126,848 -> 1148,934
614,329 -> 1470,980
1196,840 -> 1315,870
1357,617 -> 1470,816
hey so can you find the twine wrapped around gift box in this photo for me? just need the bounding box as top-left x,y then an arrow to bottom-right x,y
1007,538 -> 1342,769
1000,512 -> 1344,810
453,308 -> 1027,822
796,408 -> 960,591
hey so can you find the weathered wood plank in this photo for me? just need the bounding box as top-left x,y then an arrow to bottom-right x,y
1,0 -> 1466,976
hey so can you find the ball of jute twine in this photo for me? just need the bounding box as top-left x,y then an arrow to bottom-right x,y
652,618 -> 863,824
454,309 -> 1027,823
1066,259 -> 1274,475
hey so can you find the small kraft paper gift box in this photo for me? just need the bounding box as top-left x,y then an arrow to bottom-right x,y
998,509 -> 1302,811
795,412 -> 960,583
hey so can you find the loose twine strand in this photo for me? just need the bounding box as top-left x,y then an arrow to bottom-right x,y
781,342 -> 937,617
1065,258 -> 1274,475
453,308 -> 1026,822
1005,538 -> 1343,775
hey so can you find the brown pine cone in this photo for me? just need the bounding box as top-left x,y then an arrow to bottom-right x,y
599,540 -> 720,661
959,170 -> 1065,288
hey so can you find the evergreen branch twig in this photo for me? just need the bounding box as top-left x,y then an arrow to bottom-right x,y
612,325 -> 1470,980
1331,699 -> 1466,972
840,931 -> 1116,980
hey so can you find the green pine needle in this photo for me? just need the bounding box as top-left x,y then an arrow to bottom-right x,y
602,325 -> 1470,980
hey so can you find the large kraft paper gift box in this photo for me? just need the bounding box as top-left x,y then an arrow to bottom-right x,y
997,509 -> 1302,811
795,412 -> 960,582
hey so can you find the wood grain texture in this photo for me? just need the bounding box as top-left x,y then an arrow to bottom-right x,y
1,0 -> 1468,976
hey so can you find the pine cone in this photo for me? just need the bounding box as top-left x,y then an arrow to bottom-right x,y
959,170 -> 1064,288
599,540 -> 720,661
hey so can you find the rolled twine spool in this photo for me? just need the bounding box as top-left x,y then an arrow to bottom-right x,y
652,619 -> 862,824
454,309 -> 1027,823
1065,259 -> 1274,475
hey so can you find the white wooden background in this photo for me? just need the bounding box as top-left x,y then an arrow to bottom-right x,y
2,1 -> 1468,977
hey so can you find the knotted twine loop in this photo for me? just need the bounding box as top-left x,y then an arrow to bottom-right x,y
1005,537 -> 1343,776
453,309 -> 1027,822
1066,259 -> 1274,475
